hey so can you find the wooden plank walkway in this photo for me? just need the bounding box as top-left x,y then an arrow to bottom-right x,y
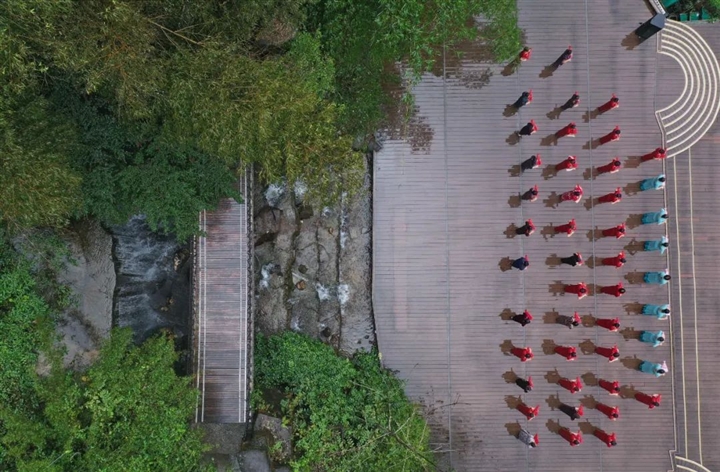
371,1 -> 720,471
194,176 -> 250,424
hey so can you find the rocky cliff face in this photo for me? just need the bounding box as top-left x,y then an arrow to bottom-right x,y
253,160 -> 375,354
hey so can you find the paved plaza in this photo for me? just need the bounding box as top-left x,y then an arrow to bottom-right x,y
372,1 -> 720,471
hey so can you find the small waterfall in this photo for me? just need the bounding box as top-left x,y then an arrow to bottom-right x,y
110,216 -> 192,348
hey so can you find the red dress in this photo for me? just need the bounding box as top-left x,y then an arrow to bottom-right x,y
564,282 -> 587,299
593,429 -> 617,447
598,94 -> 619,113
560,185 -> 583,203
599,379 -> 620,395
559,428 -> 583,446
597,157 -> 622,174
641,147 -> 667,162
517,402 -> 540,420
555,122 -> 578,138
598,126 -> 621,145
596,317 -> 620,331
555,155 -> 578,172
598,187 -> 622,204
511,346 -> 534,362
519,48 -> 532,61
554,219 -> 576,236
595,345 -> 620,362
600,283 -> 625,297
554,345 -> 578,361
597,403 -> 620,420
601,251 -> 626,268
558,376 -> 583,393
601,223 -> 626,239
635,392 -> 661,409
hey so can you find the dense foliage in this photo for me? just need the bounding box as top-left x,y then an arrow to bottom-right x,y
1,0 -> 520,235
255,332 -> 433,471
0,234 -> 206,471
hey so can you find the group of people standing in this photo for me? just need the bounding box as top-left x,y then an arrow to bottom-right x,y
505,46 -> 670,450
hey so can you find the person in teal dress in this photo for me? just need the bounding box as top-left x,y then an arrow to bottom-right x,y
639,174 -> 666,191
641,209 -> 668,225
642,303 -> 670,320
644,269 -> 671,284
644,235 -> 669,254
638,360 -> 668,377
639,330 -> 665,347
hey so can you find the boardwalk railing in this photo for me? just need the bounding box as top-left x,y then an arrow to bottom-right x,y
194,173 -> 251,424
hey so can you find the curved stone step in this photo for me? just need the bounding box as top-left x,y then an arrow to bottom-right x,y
657,20 -> 720,158
674,455 -> 712,472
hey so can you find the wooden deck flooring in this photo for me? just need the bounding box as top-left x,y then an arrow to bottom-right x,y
194,177 -> 250,424
373,2 -> 720,471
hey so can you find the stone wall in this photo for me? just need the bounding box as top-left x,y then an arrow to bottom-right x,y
253,157 -> 375,354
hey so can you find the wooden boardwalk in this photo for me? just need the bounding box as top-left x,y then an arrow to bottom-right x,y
373,2 -> 720,471
194,175 -> 251,424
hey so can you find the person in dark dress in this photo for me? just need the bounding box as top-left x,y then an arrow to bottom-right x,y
521,185 -> 539,202
560,92 -> 580,110
560,253 -> 583,267
512,90 -> 533,109
521,154 -> 542,172
517,119 -> 538,136
559,402 -> 583,421
511,310 -> 533,327
515,220 -> 535,236
512,255 -> 529,271
515,375 -> 533,393
552,46 -> 573,68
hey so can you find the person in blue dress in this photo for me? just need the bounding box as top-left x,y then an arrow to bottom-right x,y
638,360 -> 668,377
639,330 -> 665,347
639,174 -> 666,191
512,255 -> 529,271
642,303 -> 670,320
644,269 -> 671,285
641,209 -> 668,225
644,235 -> 669,254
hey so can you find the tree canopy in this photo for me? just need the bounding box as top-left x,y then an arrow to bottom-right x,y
0,0 -> 519,236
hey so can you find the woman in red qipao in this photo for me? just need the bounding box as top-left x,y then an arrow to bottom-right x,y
554,345 -> 578,361
558,376 -> 583,393
635,392 -> 661,409
601,251 -> 626,268
597,94 -> 619,113
598,126 -> 621,145
641,147 -> 667,162
519,47 -> 532,61
593,429 -> 617,448
595,345 -> 620,362
560,185 -> 583,203
555,122 -> 578,139
555,155 -> 578,172
511,346 -> 534,362
554,219 -> 577,237
597,403 -> 620,420
595,317 -> 620,332
601,223 -> 626,239
517,402 -> 540,420
599,379 -> 620,395
600,283 -> 625,297
559,428 -> 583,447
564,282 -> 587,299
597,157 -> 622,175
598,187 -> 622,204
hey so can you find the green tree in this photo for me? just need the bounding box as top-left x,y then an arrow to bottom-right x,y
255,332 -> 433,471
0,95 -> 82,229
162,34 -> 363,202
1,328 -> 206,472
